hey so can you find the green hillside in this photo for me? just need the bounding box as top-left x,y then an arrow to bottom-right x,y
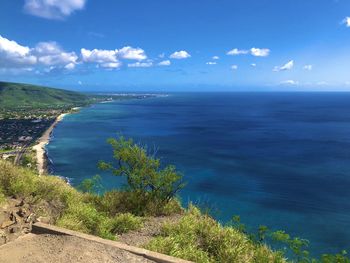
0,81 -> 90,109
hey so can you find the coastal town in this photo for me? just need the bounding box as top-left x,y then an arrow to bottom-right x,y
0,83 -> 164,171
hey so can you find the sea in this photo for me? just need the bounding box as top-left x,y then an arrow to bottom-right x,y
46,92 -> 350,255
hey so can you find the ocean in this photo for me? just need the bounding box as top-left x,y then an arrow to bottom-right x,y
47,92 -> 350,254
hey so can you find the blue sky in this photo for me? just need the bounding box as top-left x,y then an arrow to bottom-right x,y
1,0 -> 350,91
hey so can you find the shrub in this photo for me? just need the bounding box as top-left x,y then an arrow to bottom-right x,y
99,136 -> 185,214
110,213 -> 143,234
56,202 -> 115,240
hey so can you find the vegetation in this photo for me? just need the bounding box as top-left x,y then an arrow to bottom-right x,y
99,136 -> 185,215
0,135 -> 349,262
0,160 -> 143,240
0,81 -> 90,110
146,205 -> 285,262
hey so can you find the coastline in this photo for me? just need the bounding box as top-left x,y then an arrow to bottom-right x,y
32,113 -> 67,175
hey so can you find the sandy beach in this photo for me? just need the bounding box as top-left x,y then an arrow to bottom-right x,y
32,113 -> 67,175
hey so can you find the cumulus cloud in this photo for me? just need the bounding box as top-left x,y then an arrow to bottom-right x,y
251,63 -> 257,67
100,62 -> 122,69
118,46 -> 147,60
170,50 -> 191,59
64,62 -> 75,70
227,48 -> 248,55
343,17 -> 350,27
227,48 -> 270,57
24,0 -> 86,20
303,64 -> 313,71
206,61 -> 217,65
273,60 -> 294,72
212,56 -> 220,60
0,35 -> 78,70
231,65 -> 238,70
34,41 -> 78,66
250,48 -> 270,57
280,80 -> 299,85
81,48 -> 118,63
128,62 -> 153,68
0,35 -> 37,68
158,60 -> 171,66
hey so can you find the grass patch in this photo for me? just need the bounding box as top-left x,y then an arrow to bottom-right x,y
110,213 -> 143,234
0,160 -> 143,240
145,205 -> 285,263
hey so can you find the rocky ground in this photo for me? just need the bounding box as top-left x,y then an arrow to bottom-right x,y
0,198 -> 35,246
0,198 -> 182,263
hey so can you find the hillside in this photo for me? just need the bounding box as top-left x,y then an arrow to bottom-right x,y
0,81 -> 90,109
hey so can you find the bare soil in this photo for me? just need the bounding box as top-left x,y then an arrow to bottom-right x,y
0,233 -> 154,263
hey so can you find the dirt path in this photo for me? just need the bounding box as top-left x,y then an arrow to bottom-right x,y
0,233 -> 154,263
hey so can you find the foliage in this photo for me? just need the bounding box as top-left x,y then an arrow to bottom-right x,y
77,175 -> 103,194
146,205 -> 286,263
0,81 -> 90,109
88,189 -> 183,217
109,213 -> 143,234
99,136 -> 185,215
0,160 -> 139,240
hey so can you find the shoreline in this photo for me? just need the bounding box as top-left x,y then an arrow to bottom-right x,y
32,113 -> 67,175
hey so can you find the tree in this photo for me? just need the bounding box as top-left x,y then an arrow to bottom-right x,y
99,136 -> 185,207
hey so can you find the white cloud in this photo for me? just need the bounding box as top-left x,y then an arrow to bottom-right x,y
273,60 -> 294,72
81,48 -> 118,63
303,64 -> 313,71
206,61 -> 217,65
64,62 -> 75,70
280,80 -> 299,85
158,60 -> 171,66
250,48 -> 270,57
0,35 -> 37,68
343,17 -> 350,27
100,62 -> 122,69
158,53 -> 165,58
128,62 -> 153,68
34,42 -> 78,66
251,63 -> 257,67
227,48 -> 248,55
118,46 -> 147,60
78,80 -> 82,85
170,50 -> 191,59
24,0 -> 86,20
212,56 -> 220,60
231,65 -> 238,70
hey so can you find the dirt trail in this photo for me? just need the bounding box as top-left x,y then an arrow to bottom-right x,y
0,233 -> 154,263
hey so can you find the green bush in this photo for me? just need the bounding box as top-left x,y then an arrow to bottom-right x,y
146,205 -> 285,263
99,136 -> 185,215
110,213 -> 143,234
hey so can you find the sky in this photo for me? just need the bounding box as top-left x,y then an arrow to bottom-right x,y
1,0 -> 350,91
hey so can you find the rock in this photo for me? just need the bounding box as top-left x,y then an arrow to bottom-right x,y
37,216 -> 50,224
1,220 -> 15,229
9,226 -> 20,234
17,208 -> 27,217
26,213 -> 36,223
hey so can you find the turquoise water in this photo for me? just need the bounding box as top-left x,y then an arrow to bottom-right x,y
47,93 -> 350,254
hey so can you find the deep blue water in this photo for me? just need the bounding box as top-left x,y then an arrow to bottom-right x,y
47,93 -> 350,255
